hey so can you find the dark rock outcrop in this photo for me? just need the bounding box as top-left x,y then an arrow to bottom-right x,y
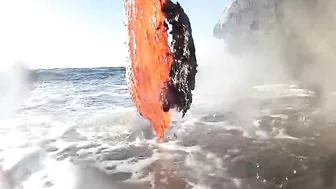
161,1 -> 198,117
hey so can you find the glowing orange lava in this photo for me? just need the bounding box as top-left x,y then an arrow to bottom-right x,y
125,0 -> 173,139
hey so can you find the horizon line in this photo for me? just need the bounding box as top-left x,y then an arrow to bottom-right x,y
31,65 -> 127,71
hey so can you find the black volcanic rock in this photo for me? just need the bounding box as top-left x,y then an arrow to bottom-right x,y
161,1 -> 198,117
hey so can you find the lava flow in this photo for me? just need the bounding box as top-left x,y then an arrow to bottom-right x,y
124,0 -> 197,139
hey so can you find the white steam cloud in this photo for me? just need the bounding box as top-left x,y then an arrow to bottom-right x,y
0,62 -> 33,123
192,0 -> 336,122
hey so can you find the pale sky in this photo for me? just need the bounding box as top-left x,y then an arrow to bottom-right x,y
0,0 -> 229,70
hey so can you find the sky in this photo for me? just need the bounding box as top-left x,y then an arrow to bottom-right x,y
0,0 -> 229,69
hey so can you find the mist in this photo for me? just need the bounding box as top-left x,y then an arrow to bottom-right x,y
192,0 -> 336,122
0,61 -> 33,124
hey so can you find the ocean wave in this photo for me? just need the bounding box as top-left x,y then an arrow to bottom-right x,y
35,67 -> 126,83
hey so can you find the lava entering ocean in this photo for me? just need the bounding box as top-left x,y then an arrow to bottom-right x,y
124,0 -> 197,139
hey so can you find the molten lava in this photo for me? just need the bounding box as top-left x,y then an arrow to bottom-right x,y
124,0 -> 197,139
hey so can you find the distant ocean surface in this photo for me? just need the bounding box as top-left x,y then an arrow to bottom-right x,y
1,67 -> 336,189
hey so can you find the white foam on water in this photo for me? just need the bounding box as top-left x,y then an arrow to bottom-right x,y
206,153 -> 223,169
21,158 -> 77,189
191,184 -> 211,189
232,178 -> 242,188
269,114 -> 288,119
115,155 -> 158,173
0,131 -> 29,151
254,130 -> 271,140
1,147 -> 41,171
50,140 -> 74,154
46,122 -> 73,140
274,129 -> 300,140
252,84 -> 313,99
153,141 -> 202,154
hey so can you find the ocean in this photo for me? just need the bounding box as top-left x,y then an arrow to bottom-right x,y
1,67 -> 336,189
